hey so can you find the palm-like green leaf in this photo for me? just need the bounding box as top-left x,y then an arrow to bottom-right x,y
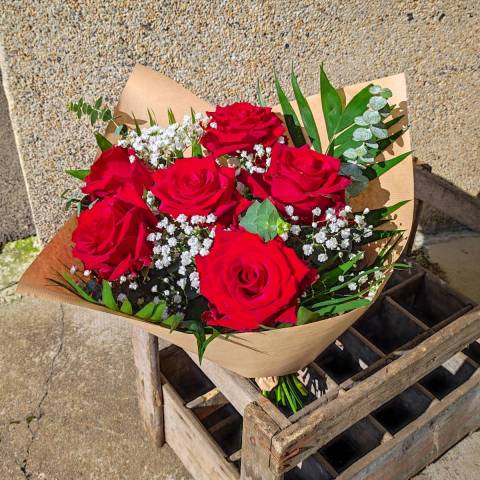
101,280 -> 118,311
291,68 -> 321,151
274,73 -> 306,147
320,65 -> 342,141
364,151 -> 412,180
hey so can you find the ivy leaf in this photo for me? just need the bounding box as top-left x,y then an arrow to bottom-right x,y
274,72 -> 306,147
136,302 -> 156,320
297,306 -> 320,325
364,151 -> 412,180
320,65 -> 342,141
95,133 -> 112,152
65,169 -> 90,181
291,68 -> 321,151
101,280 -> 118,311
239,199 -> 281,241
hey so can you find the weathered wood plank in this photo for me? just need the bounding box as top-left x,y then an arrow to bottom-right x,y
187,352 -> 260,416
338,370 -> 480,479
163,383 -> 239,480
241,402 -> 284,480
414,164 -> 480,232
131,327 -> 164,447
270,307 -> 480,473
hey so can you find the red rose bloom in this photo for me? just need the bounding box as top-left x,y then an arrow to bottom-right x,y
196,228 -> 317,331
242,144 -> 351,223
200,102 -> 285,156
82,146 -> 153,207
151,156 -> 250,225
72,196 -> 156,281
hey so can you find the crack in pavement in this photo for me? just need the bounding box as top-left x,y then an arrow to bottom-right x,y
18,305 -> 65,479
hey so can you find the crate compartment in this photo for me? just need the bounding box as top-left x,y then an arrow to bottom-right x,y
419,355 -> 477,399
200,404 -> 243,457
314,342 -> 364,384
355,297 -> 425,354
463,341 -> 480,365
159,346 -> 214,403
318,418 -> 384,473
285,454 -> 335,480
371,386 -> 433,434
388,272 -> 472,327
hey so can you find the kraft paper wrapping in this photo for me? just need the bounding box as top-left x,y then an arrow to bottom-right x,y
17,65 -> 413,377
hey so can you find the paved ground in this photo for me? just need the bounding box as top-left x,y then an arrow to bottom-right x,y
0,73 -> 34,245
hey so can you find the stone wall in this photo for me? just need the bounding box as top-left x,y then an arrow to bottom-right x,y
0,1 -> 478,242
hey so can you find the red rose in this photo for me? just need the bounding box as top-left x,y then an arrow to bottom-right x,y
196,228 -> 317,331
151,156 -> 250,225
82,146 -> 153,207
200,102 -> 285,156
72,196 -> 156,281
242,144 -> 350,223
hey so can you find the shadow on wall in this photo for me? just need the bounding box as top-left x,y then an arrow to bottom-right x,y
0,71 -> 35,247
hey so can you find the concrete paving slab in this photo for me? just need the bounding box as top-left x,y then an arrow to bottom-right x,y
0,72 -> 34,245
0,298 -> 190,479
424,234 -> 480,303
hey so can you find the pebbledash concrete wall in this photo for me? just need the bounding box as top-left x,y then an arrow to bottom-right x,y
0,1 -> 478,243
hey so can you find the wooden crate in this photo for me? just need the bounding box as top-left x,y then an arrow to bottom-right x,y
134,265 -> 480,480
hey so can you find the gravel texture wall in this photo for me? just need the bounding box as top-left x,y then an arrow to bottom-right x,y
0,1 -> 478,243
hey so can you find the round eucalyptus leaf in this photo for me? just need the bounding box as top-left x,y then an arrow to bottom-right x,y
353,128 -> 373,142
343,148 -> 358,160
354,115 -> 369,126
363,110 -> 381,125
368,96 -> 388,111
370,126 -> 388,139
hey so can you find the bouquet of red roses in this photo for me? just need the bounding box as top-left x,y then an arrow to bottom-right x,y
19,65 -> 413,412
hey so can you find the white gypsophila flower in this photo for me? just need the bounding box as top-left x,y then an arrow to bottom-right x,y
285,205 -> 294,217
177,278 -> 187,289
119,275 -> 127,284
206,213 -> 217,224
151,285 -> 158,293
153,296 -> 161,304
83,270 -> 91,277
173,294 -> 182,304
202,238 -> 213,249
280,233 -> 289,241
318,253 -> 328,262
129,282 -> 138,290
325,237 -> 338,250
278,136 -> 285,144
117,293 -> 127,303
147,233 -> 156,242
312,222 -> 318,228
341,239 -> 350,249
348,283 -> 357,291
312,207 -> 322,216
338,275 -> 345,282
178,266 -> 186,275
374,270 -> 385,281
69,265 -> 77,275
358,275 -> 368,285
128,155 -> 136,164
341,228 -> 351,239
176,214 -> 188,223
290,225 -> 301,235
302,244 -> 314,256
314,231 -> 327,243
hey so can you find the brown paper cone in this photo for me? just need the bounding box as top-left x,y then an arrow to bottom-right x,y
17,65 -> 413,378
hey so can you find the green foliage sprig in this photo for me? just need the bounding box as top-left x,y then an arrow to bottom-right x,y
68,97 -> 114,126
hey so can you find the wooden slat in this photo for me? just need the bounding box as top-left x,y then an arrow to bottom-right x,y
414,163 -> 480,232
338,370 -> 480,479
241,402 -> 284,480
187,352 -> 260,416
270,307 -> 480,474
131,327 -> 164,447
163,383 -> 239,480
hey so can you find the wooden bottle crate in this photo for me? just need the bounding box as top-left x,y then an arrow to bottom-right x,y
138,264 -> 480,480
